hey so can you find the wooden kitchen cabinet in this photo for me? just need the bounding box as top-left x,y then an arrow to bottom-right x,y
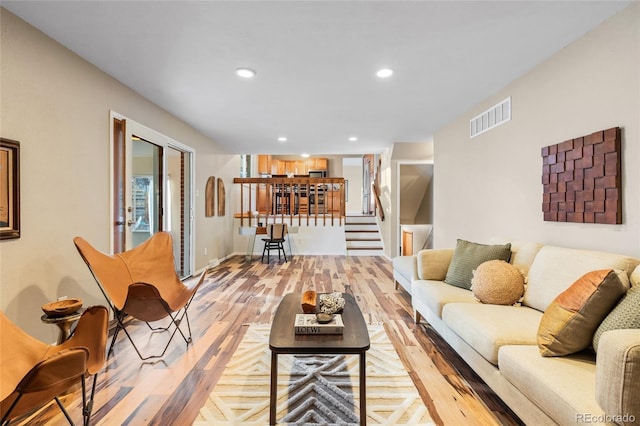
274,159 -> 286,175
285,161 -> 297,175
313,158 -> 328,171
261,156 -> 328,175
257,155 -> 272,174
296,160 -> 308,175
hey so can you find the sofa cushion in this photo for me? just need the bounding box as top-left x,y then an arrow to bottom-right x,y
412,280 -> 477,318
499,345 -> 603,425
525,246 -> 639,312
442,303 -> 541,364
537,269 -> 628,357
392,255 -> 417,294
444,239 -> 512,290
632,264 -> 640,287
471,260 -> 525,305
416,249 -> 454,281
593,285 -> 640,353
489,238 -> 543,277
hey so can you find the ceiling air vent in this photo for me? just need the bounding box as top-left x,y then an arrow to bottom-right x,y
470,97 -> 511,138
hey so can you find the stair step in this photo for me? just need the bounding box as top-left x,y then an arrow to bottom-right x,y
347,240 -> 381,248
344,215 -> 382,256
345,216 -> 377,224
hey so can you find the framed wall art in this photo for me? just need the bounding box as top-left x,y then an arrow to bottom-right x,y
0,138 -> 20,240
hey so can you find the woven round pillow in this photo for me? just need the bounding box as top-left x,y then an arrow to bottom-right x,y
471,260 -> 525,305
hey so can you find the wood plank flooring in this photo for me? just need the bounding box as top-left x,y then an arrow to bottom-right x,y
13,255 -> 524,425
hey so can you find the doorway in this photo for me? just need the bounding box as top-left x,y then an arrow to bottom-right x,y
111,113 -> 195,278
397,162 -> 434,256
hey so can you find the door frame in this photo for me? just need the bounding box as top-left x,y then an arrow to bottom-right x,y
109,111 -> 196,275
395,159 -> 433,257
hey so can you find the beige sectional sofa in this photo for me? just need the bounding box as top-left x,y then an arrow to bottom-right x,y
393,242 -> 640,425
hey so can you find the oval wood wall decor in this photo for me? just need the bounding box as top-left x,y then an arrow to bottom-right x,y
217,178 -> 225,216
205,176 -> 215,217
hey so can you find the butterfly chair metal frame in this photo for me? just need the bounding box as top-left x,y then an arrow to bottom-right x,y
73,232 -> 206,361
0,306 -> 108,426
261,223 -> 288,263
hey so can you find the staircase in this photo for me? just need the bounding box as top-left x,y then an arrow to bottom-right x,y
345,214 -> 384,256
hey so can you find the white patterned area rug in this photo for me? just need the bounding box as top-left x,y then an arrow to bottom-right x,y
194,324 -> 434,425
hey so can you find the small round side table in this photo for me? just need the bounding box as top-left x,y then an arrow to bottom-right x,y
41,310 -> 83,344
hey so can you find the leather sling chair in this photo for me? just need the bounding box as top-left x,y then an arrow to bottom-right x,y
73,232 -> 206,361
0,306 -> 108,426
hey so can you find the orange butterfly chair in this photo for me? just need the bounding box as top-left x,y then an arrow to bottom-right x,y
0,306 -> 108,426
73,232 -> 206,360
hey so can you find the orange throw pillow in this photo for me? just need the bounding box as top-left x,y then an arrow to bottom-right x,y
537,269 -> 627,357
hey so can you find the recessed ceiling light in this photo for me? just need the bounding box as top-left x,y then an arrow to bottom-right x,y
277,137 -> 287,142
301,153 -> 310,158
236,67 -> 256,78
349,136 -> 358,142
376,68 -> 393,78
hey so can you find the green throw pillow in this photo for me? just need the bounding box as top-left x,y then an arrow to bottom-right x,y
444,239 -> 512,290
593,285 -> 640,353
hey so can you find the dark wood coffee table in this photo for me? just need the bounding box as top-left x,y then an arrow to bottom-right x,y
269,292 -> 370,425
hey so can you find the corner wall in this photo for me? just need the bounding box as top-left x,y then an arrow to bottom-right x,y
0,9 -> 237,340
433,4 -> 639,257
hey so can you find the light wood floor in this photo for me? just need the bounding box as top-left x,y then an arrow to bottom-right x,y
14,255 -> 523,425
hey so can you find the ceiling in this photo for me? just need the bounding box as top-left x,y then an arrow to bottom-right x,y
2,1 -> 631,156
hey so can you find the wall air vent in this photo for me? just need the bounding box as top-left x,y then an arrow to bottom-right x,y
470,97 -> 511,138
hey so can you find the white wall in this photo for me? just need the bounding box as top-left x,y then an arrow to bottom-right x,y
234,221 -> 347,257
0,9 -> 238,340
433,4 -> 639,257
377,149 -> 394,257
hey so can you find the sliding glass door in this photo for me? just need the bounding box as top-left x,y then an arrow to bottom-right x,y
112,113 -> 194,278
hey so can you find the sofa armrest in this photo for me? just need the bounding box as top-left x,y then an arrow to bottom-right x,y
416,249 -> 454,281
596,329 -> 640,426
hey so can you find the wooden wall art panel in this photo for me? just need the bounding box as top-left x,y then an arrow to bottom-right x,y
217,178 -> 225,216
205,176 -> 215,217
541,127 -> 621,224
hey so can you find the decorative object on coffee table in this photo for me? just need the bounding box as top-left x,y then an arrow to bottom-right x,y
301,290 -> 317,313
315,312 -> 334,324
319,292 -> 345,314
295,313 -> 343,334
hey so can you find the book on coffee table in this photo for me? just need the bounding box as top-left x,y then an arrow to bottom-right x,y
294,314 -> 344,334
